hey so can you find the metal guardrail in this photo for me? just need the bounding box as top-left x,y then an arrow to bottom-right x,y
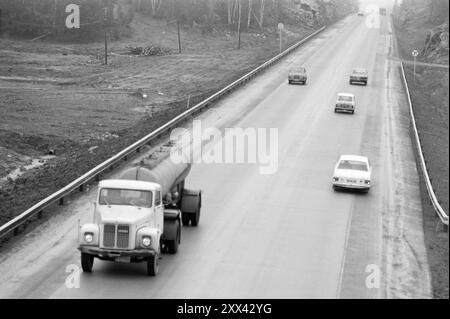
0,26 -> 327,239
400,62 -> 449,226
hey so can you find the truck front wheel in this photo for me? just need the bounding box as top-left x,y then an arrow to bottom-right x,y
147,254 -> 160,276
81,253 -> 94,273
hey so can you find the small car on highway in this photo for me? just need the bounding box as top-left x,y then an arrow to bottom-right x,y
335,93 -> 356,114
357,11 -> 365,16
350,68 -> 368,85
288,67 -> 307,85
332,155 -> 372,192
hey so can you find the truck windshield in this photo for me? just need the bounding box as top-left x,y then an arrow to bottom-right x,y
99,188 -> 153,208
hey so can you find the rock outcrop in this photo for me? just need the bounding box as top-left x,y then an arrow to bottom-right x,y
421,22 -> 449,64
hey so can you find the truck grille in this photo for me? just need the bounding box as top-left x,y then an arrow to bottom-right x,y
117,225 -> 130,248
102,224 -> 130,249
103,224 -> 116,248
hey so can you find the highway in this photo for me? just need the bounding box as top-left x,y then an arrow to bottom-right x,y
0,14 -> 432,299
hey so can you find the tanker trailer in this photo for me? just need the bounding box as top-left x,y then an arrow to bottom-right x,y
120,157 -> 202,227
78,157 -> 201,276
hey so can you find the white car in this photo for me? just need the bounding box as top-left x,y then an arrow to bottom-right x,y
350,68 -> 368,85
332,155 -> 372,192
335,93 -> 356,114
288,67 -> 307,85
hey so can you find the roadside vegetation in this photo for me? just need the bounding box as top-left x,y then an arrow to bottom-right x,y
393,0 -> 449,299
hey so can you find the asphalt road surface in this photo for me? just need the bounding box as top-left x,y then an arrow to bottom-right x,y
0,14 -> 432,299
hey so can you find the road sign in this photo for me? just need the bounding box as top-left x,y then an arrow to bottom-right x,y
412,50 -> 419,82
278,23 -> 284,30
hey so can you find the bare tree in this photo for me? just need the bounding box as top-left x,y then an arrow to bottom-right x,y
259,0 -> 265,29
227,0 -> 233,24
247,0 -> 253,29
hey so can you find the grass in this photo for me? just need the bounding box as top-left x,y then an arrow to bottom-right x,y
393,6 -> 449,298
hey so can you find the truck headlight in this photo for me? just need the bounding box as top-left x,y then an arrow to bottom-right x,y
364,180 -> 371,185
84,233 -> 94,244
333,177 -> 339,182
142,236 -> 152,247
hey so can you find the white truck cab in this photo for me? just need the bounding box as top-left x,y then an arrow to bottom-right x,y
78,159 -> 201,276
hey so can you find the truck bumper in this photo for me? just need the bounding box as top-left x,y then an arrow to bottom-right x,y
79,246 -> 156,259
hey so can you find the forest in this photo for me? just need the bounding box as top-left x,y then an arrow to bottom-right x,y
0,0 -> 358,39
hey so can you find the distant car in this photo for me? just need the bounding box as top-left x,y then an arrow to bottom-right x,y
332,155 -> 372,192
350,68 -> 368,85
357,12 -> 365,16
335,93 -> 356,114
288,67 -> 307,85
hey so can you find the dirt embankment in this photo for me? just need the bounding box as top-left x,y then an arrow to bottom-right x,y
0,14 -> 315,225
393,0 -> 449,299
393,0 -> 449,65
403,66 -> 449,299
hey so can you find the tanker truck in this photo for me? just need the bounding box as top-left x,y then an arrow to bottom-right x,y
78,156 -> 202,276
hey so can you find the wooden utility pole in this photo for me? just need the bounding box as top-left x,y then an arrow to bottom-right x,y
177,20 -> 182,53
238,0 -> 242,49
0,9 -> 2,35
53,0 -> 58,35
104,7 -> 108,65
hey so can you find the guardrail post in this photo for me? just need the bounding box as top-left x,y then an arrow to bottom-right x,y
436,218 -> 449,233
59,197 -> 64,205
37,211 -> 43,219
79,184 -> 84,192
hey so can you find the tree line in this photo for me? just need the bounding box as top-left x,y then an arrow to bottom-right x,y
0,0 -> 358,39
393,0 -> 449,25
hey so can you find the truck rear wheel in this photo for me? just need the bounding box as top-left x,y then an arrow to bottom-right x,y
81,253 -> 94,273
166,222 -> 180,254
181,213 -> 190,226
181,189 -> 201,226
190,211 -> 200,227
147,254 -> 159,276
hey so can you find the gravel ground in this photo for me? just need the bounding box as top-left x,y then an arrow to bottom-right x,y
404,65 -> 449,299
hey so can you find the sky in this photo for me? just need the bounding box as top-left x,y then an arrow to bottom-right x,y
358,0 -> 396,11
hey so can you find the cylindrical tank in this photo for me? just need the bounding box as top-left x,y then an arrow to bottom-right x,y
120,158 -> 191,197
